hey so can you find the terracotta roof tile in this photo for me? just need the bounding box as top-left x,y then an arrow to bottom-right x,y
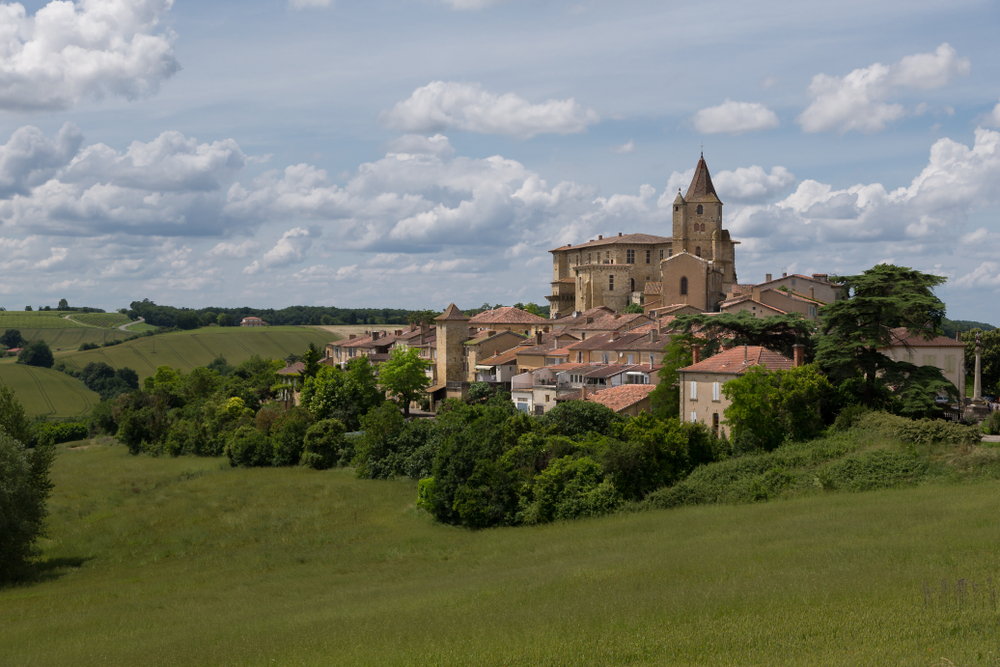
549,233 -> 672,253
468,306 -> 548,325
885,328 -> 966,348
644,282 -> 662,295
680,345 -> 794,375
277,361 -> 306,375
435,303 -> 469,322
585,384 -> 656,412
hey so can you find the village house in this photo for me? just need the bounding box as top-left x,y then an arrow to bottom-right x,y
240,316 -> 267,327
275,361 -> 305,409
325,330 -> 401,368
463,330 -> 527,382
555,384 -> 658,416
880,328 -> 966,397
678,344 -> 801,435
468,306 -> 550,336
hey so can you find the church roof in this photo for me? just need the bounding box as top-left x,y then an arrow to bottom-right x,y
685,155 -> 721,203
435,303 -> 469,322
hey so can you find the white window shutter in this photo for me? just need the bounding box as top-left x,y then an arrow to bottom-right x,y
690,381 -> 697,400
713,382 -> 720,401
690,412 -> 697,423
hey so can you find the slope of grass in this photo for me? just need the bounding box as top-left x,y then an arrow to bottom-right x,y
0,365 -> 101,418
6,327 -> 132,352
2,441 -> 999,666
57,326 -> 337,380
0,311 -> 84,329
69,312 -> 131,328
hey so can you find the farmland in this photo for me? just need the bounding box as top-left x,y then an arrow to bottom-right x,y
56,326 -> 337,380
0,364 -> 100,418
0,311 -> 85,330
10,327 -> 132,352
68,312 -> 132,328
2,441 -> 999,666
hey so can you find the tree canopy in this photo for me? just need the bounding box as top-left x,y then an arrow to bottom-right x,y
815,263 -> 949,410
378,346 -> 431,417
666,312 -> 815,358
17,340 -> 54,368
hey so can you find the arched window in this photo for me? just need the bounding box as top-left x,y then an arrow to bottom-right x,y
680,277 -> 688,295
696,204 -> 703,215
695,246 -> 701,257
630,278 -> 635,292
701,223 -> 706,232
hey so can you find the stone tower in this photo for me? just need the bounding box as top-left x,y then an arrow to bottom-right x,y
670,154 -> 737,287
434,303 -> 469,385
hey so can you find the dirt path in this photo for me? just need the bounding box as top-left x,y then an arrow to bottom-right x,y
119,317 -> 144,331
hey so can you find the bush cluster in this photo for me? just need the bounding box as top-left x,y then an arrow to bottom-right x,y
59,362 -> 140,401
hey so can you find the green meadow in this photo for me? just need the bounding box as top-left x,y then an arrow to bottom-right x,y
0,365 -> 100,418
2,440 -> 998,667
10,327 -> 131,352
67,312 -> 131,328
56,326 -> 337,380
0,311 -> 83,329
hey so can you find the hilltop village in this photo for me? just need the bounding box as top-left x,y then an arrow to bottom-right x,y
315,156 -> 968,432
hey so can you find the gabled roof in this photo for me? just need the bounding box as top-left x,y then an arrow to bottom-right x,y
276,361 -> 306,376
719,296 -> 787,315
469,306 -> 548,325
644,282 -> 663,295
684,155 -> 721,203
679,345 -> 794,375
565,384 -> 655,412
549,233 -> 672,253
884,327 -> 966,348
435,303 -> 469,322
479,347 -> 522,366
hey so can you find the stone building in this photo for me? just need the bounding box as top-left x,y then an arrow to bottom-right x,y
546,155 -> 739,317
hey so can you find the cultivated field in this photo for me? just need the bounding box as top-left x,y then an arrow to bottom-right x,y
0,311 -> 84,330
8,327 -> 132,352
0,365 -> 101,418
2,441 -> 998,666
68,312 -> 132,328
57,326 -> 339,380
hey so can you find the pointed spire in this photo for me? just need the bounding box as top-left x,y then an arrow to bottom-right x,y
685,155 -> 720,202
435,303 -> 469,322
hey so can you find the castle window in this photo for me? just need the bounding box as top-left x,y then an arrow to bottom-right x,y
630,278 -> 635,292
697,205 -> 703,215
609,275 -> 614,291
659,249 -> 664,260
645,249 -> 651,264
587,253 -> 591,263
668,249 -> 673,257
626,249 -> 635,263
605,251 -> 610,263
680,277 -> 688,295
695,246 -> 701,257
674,206 -> 678,212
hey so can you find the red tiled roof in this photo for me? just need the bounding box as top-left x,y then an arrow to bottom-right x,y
586,384 -> 656,412
469,306 -> 548,325
684,156 -> 720,202
481,348 -> 521,366
719,296 -> 787,315
435,303 -> 469,322
644,282 -> 663,295
276,361 -> 306,375
885,327 -> 966,348
680,345 -> 794,375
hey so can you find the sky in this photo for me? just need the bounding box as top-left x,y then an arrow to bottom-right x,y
0,0 -> 999,322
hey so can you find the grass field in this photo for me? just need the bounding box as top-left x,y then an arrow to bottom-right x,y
0,365 -> 100,418
4,327 -> 132,352
1,442 -> 998,666
68,312 -> 131,328
56,326 -> 338,380
0,311 -> 85,330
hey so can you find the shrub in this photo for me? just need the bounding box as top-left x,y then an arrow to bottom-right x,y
301,419 -> 347,470
831,404 -> 871,432
224,426 -> 273,467
982,411 -> 1000,436
853,411 -> 980,448
34,422 -> 88,447
0,431 -> 55,581
353,402 -> 407,479
16,340 -> 54,368
0,386 -> 34,446
269,407 -> 314,466
520,456 -> 622,524
816,449 -> 925,492
539,400 -> 624,439
78,342 -> 99,351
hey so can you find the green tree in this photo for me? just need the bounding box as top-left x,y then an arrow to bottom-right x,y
24,305 -> 31,311
301,343 -> 322,380
378,347 -> 431,418
815,264 -> 950,409
17,340 -> 54,368
217,312 -> 235,327
649,335 -> 694,420
301,418 -> 348,469
300,357 -> 383,430
0,431 -> 55,581
58,298 -> 68,310
523,302 -> 542,316
722,364 -> 833,452
353,401 -> 407,478
174,311 -> 200,330
962,328 -> 1000,396
406,310 -> 439,326
0,385 -> 34,446
667,312 -> 815,358
624,302 -> 645,314
1,329 -> 24,349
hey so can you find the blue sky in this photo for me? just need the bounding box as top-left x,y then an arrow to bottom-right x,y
0,0 -> 999,321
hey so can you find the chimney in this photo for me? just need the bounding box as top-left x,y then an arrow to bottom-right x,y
349,334 -> 356,340
793,344 -> 805,368
809,287 -> 815,300
409,322 -> 416,332
618,232 -> 622,236
582,384 -> 587,400
598,235 -> 603,240
782,272 -> 787,277
395,330 -> 402,336
692,344 -> 701,365
420,324 -> 429,336
535,331 -> 543,345
766,273 -> 772,282
721,340 -> 734,351
586,317 -> 593,324
649,330 -> 657,344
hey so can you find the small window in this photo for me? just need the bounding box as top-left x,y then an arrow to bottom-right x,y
626,249 -> 635,263
628,354 -> 634,364
630,278 -> 635,292
668,249 -> 673,257
690,412 -> 698,424
659,249 -> 664,260
587,253 -> 591,263
680,276 -> 688,295
712,382 -> 720,401
602,353 -> 609,364
697,204 -> 703,215
712,413 -> 719,434
674,206 -> 679,212
690,381 -> 697,400
609,275 -> 614,291
645,249 -> 651,264
695,246 -> 701,257
946,355 -> 956,373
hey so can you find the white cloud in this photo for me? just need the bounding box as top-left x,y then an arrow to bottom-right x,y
289,0 -> 331,7
380,81 -> 599,139
692,100 -> 779,135
713,166 -> 796,204
798,43 -> 970,134
384,134 -> 455,158
0,0 -> 179,111
207,240 -> 260,259
0,123 -> 82,197
955,262 -> 1000,288
610,140 -> 635,154
983,99 -> 1000,127
244,227 -> 316,274
439,0 -> 504,8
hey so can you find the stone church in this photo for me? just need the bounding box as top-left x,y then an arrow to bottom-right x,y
546,155 -> 738,318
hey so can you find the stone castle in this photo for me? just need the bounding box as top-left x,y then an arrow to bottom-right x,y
546,154 -> 738,318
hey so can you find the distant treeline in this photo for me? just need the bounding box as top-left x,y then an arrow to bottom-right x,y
126,300 -> 550,329
942,319 -> 996,337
